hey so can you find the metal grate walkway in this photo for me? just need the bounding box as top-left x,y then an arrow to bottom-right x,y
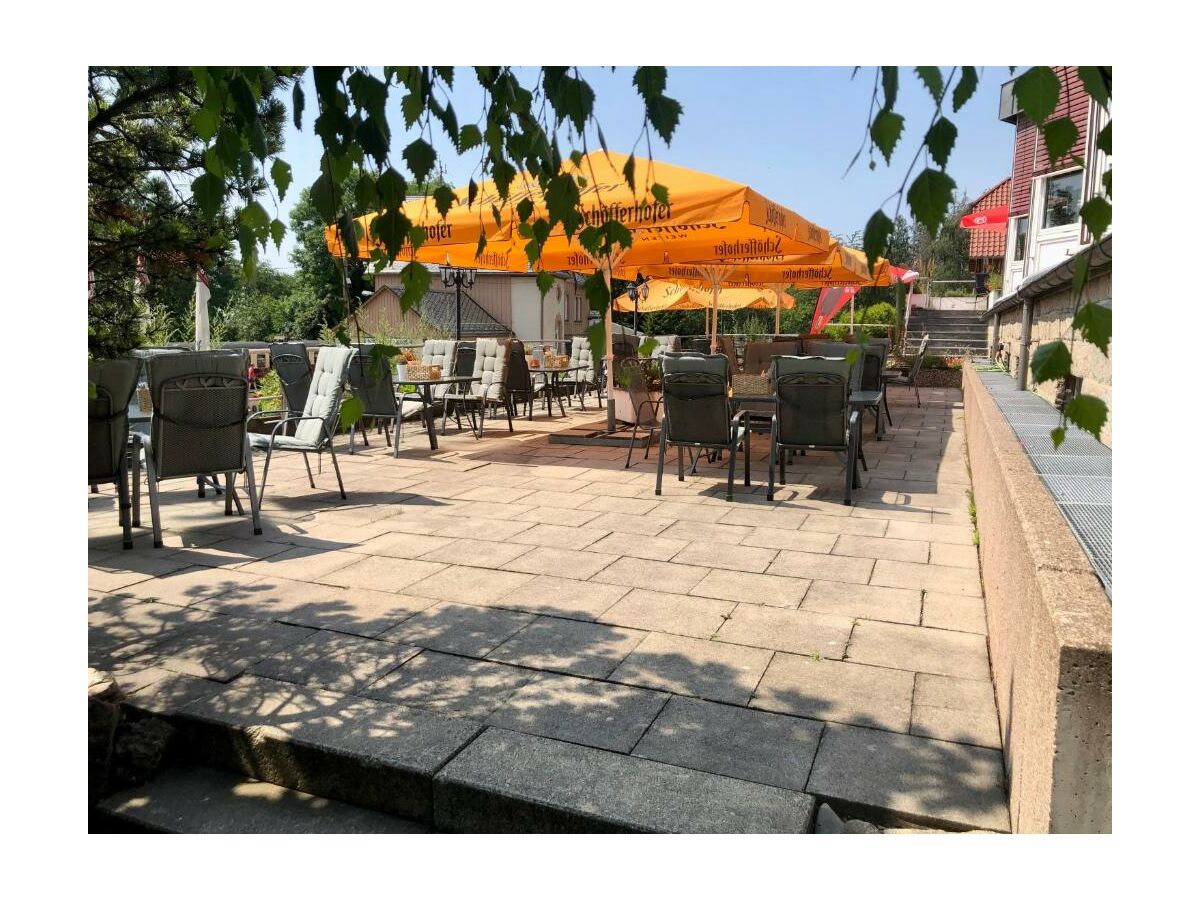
973,364 -> 1112,597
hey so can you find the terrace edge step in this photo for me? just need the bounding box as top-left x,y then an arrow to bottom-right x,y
96,765 -> 429,833
433,727 -> 817,833
120,675 -> 819,833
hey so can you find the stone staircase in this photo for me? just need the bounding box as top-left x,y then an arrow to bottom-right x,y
92,672 -> 818,834
904,308 -> 989,357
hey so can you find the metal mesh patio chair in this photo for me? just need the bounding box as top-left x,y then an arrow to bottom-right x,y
138,350 -> 261,547
347,345 -> 400,454
768,355 -> 861,505
564,335 -> 600,409
655,352 -> 749,501
248,345 -> 354,500
88,357 -> 140,549
887,333 -> 930,407
506,339 -> 537,421
438,341 -> 476,434
742,340 -> 798,376
268,342 -> 313,421
717,334 -> 742,374
444,338 -> 510,436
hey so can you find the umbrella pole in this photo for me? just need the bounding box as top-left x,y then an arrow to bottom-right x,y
774,286 -> 782,336
599,249 -> 628,434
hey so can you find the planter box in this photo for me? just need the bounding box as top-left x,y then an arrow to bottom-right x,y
613,388 -> 661,426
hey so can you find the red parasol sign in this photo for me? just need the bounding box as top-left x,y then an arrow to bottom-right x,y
960,205 -> 1009,233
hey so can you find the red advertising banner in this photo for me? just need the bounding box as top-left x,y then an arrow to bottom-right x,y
959,205 -> 1009,232
810,286 -> 860,334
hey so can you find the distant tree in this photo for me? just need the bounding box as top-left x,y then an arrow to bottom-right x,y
87,66 -> 296,355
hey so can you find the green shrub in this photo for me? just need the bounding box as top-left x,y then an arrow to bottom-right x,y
256,369 -> 284,412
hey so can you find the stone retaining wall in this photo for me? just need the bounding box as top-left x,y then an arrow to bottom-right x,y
993,272 -> 1112,447
963,365 -> 1111,833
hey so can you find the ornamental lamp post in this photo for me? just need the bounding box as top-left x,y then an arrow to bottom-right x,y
440,266 -> 477,341
626,276 -> 649,340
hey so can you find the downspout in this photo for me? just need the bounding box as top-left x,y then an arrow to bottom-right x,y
1016,298 -> 1034,391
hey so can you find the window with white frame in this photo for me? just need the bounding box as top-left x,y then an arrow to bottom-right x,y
1012,216 -> 1029,261
1041,170 -> 1084,229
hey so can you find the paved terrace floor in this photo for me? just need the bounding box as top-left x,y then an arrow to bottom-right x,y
88,386 -> 1010,832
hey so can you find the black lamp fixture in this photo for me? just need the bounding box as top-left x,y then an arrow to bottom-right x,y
440,266 -> 477,341
626,275 -> 650,338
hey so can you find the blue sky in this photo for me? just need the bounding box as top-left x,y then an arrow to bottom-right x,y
262,66 -> 1017,271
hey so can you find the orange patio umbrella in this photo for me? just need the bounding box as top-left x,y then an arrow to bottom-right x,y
326,152 -> 833,430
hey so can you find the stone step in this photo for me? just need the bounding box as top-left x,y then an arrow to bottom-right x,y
160,675 -> 482,822
433,727 -> 817,833
125,674 -> 817,833
96,765 -> 429,833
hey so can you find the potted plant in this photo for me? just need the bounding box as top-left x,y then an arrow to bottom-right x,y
612,353 -> 662,426
987,273 -> 1004,303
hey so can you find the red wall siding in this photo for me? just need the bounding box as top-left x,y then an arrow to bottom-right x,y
1009,66 -> 1092,218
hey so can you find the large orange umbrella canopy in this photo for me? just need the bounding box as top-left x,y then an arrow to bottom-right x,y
612,243 -> 891,288
612,280 -> 794,313
325,151 -> 832,270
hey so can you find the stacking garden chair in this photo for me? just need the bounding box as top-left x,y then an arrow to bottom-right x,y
444,338 -> 510,436
767,355 -> 861,505
654,352 -> 749,501
717,334 -> 742,374
564,335 -> 601,409
347,345 -> 400,454
439,341 -> 476,434
505,339 -> 538,421
887,333 -> 930,408
742,340 -> 798,376
268,342 -> 313,425
88,357 -> 141,549
138,350 -> 262,547
248,345 -> 354,500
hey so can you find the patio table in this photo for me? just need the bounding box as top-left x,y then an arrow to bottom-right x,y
399,374 -> 479,452
530,365 -> 587,418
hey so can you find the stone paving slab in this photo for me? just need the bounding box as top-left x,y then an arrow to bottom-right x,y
486,617 -> 646,678
832,534 -> 930,564
181,675 -> 482,821
741,527 -> 837,553
491,575 -> 630,621
657,519 -> 753,545
598,589 -> 733,639
670,540 -> 779,573
127,615 -> 315,681
114,565 -> 266,608
847,620 -> 992,681
192,576 -> 437,637
405,564 -> 534,604
502,546 -> 618,580
89,595 -> 216,663
591,557 -> 711,594
633,696 -> 824,793
585,531 -> 689,562
689,569 -> 809,608
608,632 -> 772,705
378,601 -> 534,657
870,559 -> 982,596
360,651 -> 534,719
250,630 -> 421,693
100,765 -> 429,833
767,550 -> 875,584
801,581 -> 922,625
922,592 -> 989,635
716,605 -> 853,658
433,727 -> 816,833
806,723 -> 1009,832
910,674 -> 1002,749
487,673 -> 668,753
751,654 -> 914,732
